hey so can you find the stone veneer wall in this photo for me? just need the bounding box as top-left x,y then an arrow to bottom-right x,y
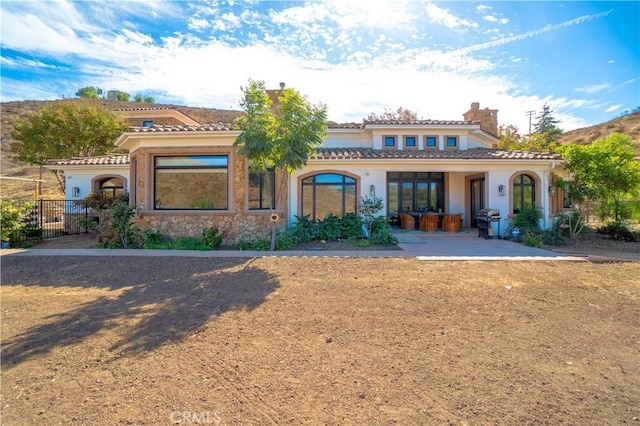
131,146 -> 287,246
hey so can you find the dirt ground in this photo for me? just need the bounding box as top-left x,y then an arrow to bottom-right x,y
1,251 -> 639,425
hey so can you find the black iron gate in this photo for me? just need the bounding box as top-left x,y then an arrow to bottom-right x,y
12,200 -> 91,242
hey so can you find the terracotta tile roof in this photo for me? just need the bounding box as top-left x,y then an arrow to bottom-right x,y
47,148 -> 561,167
328,122 -> 364,129
128,123 -> 234,132
363,119 -> 475,126
116,107 -> 176,112
47,154 -> 130,166
309,148 -> 562,161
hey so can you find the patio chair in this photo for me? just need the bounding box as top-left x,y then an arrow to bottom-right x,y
443,214 -> 462,232
420,213 -> 439,232
400,213 -> 416,230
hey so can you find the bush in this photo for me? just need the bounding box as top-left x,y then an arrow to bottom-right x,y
509,205 -> 542,236
340,213 -> 363,240
317,214 -> 342,241
520,233 -> 542,248
541,229 -> 566,246
237,238 -> 270,251
370,216 -> 398,246
276,229 -> 296,251
201,226 -> 224,249
597,222 -> 638,242
1,200 -> 36,244
142,228 -> 170,249
291,214 -> 316,243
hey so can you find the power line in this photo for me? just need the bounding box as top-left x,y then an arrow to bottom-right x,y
525,110 -> 536,135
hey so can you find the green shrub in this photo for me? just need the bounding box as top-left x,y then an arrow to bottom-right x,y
1,200 -> 34,243
317,213 -> 342,241
101,199 -> 141,248
276,229 -> 296,251
237,238 -> 270,251
520,233 -> 542,248
292,214 -> 316,243
597,222 -> 638,242
370,216 -> 398,245
201,226 -> 224,248
509,205 -> 543,236
541,229 -> 566,246
340,212 -> 363,240
142,228 -> 169,249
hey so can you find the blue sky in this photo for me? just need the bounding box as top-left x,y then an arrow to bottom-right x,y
1,1 -> 638,132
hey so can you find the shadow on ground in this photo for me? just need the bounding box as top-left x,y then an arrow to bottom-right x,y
1,256 -> 278,368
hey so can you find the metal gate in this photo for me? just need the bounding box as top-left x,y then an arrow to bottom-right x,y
11,200 -> 91,242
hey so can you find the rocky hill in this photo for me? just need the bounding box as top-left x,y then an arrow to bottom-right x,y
559,110 -> 640,153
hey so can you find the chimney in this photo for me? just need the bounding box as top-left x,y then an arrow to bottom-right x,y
266,82 -> 286,111
463,102 -> 498,136
279,82 -> 286,89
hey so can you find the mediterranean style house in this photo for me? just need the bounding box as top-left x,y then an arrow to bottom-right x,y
47,96 -> 567,244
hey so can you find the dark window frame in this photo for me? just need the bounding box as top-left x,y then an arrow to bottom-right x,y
383,136 -> 396,149
248,168 -> 276,210
512,173 -> 536,214
424,136 -> 437,149
404,136 -> 417,149
301,173 -> 357,221
153,155 -> 229,210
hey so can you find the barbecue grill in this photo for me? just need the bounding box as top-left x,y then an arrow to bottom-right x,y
476,208 -> 501,239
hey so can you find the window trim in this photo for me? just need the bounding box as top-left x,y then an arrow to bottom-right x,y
383,135 -> 397,150
298,170 -> 360,221
444,136 -> 458,150
424,136 -> 438,150
91,174 -> 127,199
403,136 -> 417,150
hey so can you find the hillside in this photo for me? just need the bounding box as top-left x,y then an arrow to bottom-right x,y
0,99 -> 243,200
559,110 -> 640,153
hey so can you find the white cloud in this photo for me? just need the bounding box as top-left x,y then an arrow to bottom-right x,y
424,2 -> 478,29
484,15 -> 498,23
476,5 -> 493,13
605,104 -> 623,113
574,83 -> 611,94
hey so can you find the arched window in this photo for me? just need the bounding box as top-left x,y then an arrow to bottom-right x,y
99,177 -> 125,198
512,174 -> 535,214
301,173 -> 356,221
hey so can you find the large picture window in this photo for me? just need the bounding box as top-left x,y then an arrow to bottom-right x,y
301,173 -> 356,221
249,168 -> 275,210
154,155 -> 228,210
512,173 -> 535,214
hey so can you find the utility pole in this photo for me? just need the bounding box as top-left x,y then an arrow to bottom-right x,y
525,110 -> 535,135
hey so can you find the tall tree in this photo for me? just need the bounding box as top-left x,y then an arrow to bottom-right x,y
558,133 -> 640,221
366,107 -> 421,121
11,101 -> 128,194
234,79 -> 328,250
116,92 -> 131,101
533,103 -> 562,144
76,86 -> 103,99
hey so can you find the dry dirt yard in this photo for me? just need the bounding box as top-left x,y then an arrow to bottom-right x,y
1,255 -> 638,425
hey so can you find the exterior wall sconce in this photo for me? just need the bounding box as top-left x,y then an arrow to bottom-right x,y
549,185 -> 556,197
72,187 -> 80,197
369,185 -> 376,197
498,184 -> 506,197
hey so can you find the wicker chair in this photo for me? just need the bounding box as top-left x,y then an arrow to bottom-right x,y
400,213 -> 416,230
443,214 -> 462,233
420,213 -> 439,232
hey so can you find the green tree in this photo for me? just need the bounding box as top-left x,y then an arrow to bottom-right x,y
497,124 -> 524,150
533,103 -> 563,144
76,86 -> 103,99
134,94 -> 155,103
116,92 -> 131,101
558,133 -> 640,221
234,79 -> 328,250
366,106 -> 421,121
11,101 -> 128,193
